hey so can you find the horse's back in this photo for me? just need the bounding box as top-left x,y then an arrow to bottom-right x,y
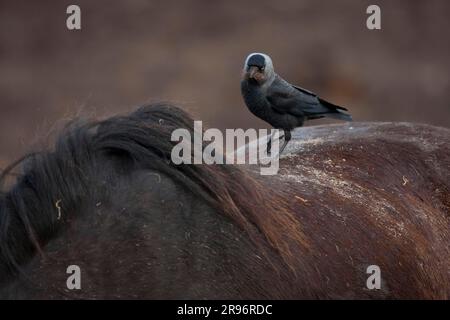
266,122 -> 449,298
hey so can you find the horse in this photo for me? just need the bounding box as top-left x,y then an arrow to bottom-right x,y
0,103 -> 448,299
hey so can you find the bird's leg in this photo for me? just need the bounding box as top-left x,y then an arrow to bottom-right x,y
267,133 -> 272,155
278,130 -> 291,154
267,130 -> 285,156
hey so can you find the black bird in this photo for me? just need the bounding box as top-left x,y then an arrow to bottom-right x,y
241,52 -> 352,154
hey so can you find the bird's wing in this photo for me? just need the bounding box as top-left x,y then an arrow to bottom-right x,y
292,85 -> 348,111
266,76 -> 328,116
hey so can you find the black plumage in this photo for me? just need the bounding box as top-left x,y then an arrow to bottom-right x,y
241,53 -> 352,154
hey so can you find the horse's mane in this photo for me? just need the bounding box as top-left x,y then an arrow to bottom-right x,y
0,103 -> 305,282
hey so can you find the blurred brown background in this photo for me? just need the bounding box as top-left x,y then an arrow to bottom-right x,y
1,0 -> 449,167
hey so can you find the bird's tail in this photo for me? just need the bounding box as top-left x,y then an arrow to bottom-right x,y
325,111 -> 353,121
319,98 -> 353,121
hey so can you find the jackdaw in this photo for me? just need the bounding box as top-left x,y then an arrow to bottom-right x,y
241,52 -> 352,154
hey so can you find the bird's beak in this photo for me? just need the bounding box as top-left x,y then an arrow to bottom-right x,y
247,66 -> 259,79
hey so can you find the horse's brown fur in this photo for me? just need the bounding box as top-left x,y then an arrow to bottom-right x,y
258,122 -> 450,298
0,105 -> 448,299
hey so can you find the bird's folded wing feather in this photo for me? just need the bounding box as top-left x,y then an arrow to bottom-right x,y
267,76 -> 329,116
292,84 -> 348,111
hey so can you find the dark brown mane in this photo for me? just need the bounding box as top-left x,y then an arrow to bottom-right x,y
0,103 -> 305,283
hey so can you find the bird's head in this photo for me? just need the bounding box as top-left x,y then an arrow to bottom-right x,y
242,53 -> 275,85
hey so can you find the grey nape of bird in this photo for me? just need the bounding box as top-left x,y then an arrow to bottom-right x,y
240,52 -> 352,155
